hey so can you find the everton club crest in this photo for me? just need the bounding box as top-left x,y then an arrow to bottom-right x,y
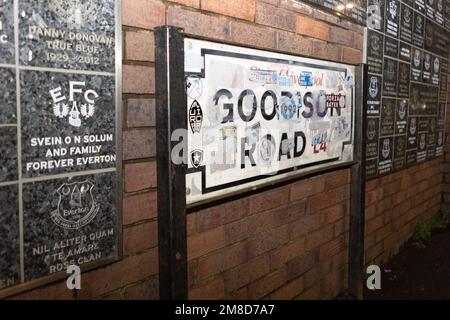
50,0 -> 99,27
51,180 -> 100,230
49,81 -> 99,128
190,149 -> 203,169
189,100 -> 203,134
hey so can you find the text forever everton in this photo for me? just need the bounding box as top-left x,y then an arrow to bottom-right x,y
212,88 -> 346,163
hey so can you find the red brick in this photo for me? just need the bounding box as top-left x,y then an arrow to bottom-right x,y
125,30 -> 154,62
123,192 -> 157,225
225,218 -> 250,244
122,0 -> 165,29
124,161 -> 156,193
224,255 -> 270,293
123,275 -> 159,300
277,31 -> 313,56
289,213 -> 321,240
328,26 -> 354,47
197,198 -> 249,232
127,99 -> 156,128
365,215 -> 384,235
249,224 -> 289,257
321,202 -> 346,225
248,268 -> 287,299
187,213 -> 197,236
312,40 -> 342,62
167,6 -> 231,41
189,277 -> 225,300
296,15 -> 329,41
270,237 -> 306,270
286,250 -> 317,280
297,283 -> 321,300
319,235 -> 345,261
249,186 -> 290,214
188,227 -> 226,260
321,268 -> 345,298
166,0 -> 200,7
123,222 -> 158,256
202,0 -> 256,21
309,185 -> 349,213
270,276 -> 305,300
305,224 -> 334,251
123,129 -> 156,160
256,2 -> 297,32
325,170 -> 350,189
197,242 -> 248,279
291,176 -> 325,201
279,0 -> 313,15
341,47 -> 363,64
231,21 -> 277,49
123,65 -> 155,94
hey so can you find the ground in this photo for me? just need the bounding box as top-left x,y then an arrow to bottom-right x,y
364,226 -> 450,300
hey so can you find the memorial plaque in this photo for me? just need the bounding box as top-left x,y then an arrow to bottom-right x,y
0,0 -> 15,65
0,185 -> 20,290
431,56 -> 440,85
395,99 -> 409,134
378,137 -> 394,174
185,39 -> 355,205
416,0 -> 426,13
385,0 -> 400,38
417,132 -> 428,161
366,158 -> 379,178
437,103 -> 446,129
347,0 -> 368,24
367,74 -> 382,116
412,12 -> 425,47
19,0 -> 116,72
436,130 -> 444,155
425,20 -> 450,57
384,35 -> 399,58
380,98 -> 396,136
0,127 -> 18,183
406,149 -> 418,164
435,0 -> 445,26
368,0 -> 385,31
407,116 -> 418,149
398,62 -> 410,98
426,0 -> 436,20
399,41 -> 412,61
393,135 -> 407,170
383,57 -> 398,96
411,48 -> 423,82
427,117 -> 437,158
410,83 -> 439,115
23,172 -> 117,281
367,30 -> 384,74
0,68 -> 16,125
20,71 -> 116,178
422,52 -> 432,83
366,118 -> 380,159
440,71 -> 448,101
400,3 -> 413,43
0,0 -> 121,295
446,0 -> 450,29
299,0 -> 367,25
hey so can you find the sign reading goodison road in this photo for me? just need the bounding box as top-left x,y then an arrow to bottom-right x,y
185,39 -> 356,205
0,0 -> 121,293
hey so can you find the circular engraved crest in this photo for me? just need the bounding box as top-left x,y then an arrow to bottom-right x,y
50,0 -> 99,27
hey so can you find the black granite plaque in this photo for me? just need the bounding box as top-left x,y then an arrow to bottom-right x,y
407,116 -> 418,149
417,132 -> 428,161
0,127 -> 18,183
422,52 -> 432,83
395,99 -> 409,134
416,0 -> 426,13
436,130 -> 444,155
23,172 -> 118,281
431,56 -> 440,85
384,35 -> 399,58
446,0 -> 450,30
398,62 -> 410,98
437,103 -> 446,129
19,0 -> 115,72
400,3 -> 413,43
366,158 -> 379,178
367,30 -> 384,74
21,71 -> 116,178
380,98 -> 396,136
378,136 -> 394,174
383,57 -> 398,96
0,0 -> 15,65
427,117 -> 437,158
411,48 -> 423,81
385,0 -> 400,38
367,74 -> 382,116
347,0 -> 368,24
393,135 -> 407,170
424,20 -> 450,57
368,0 -> 385,31
435,0 -> 445,26
399,41 -> 412,61
366,118 -> 380,159
0,67 -> 16,125
426,0 -> 436,20
406,149 -> 417,164
412,12 -> 425,48
440,71 -> 448,101
0,185 -> 20,290
410,83 -> 439,115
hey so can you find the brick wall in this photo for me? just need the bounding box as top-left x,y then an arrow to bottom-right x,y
8,0 -> 447,300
